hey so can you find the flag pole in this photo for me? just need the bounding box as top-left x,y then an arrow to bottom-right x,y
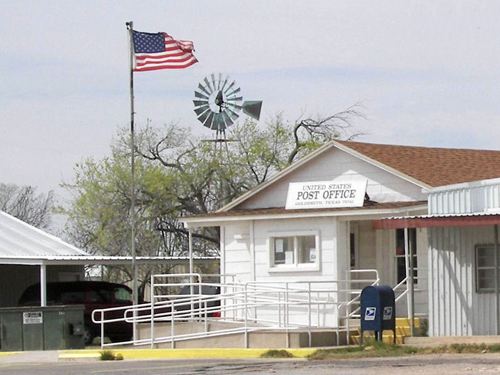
126,21 -> 138,337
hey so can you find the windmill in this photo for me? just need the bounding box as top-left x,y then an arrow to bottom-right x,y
193,73 -> 262,142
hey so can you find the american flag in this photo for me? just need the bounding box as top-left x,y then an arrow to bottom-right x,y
132,30 -> 198,72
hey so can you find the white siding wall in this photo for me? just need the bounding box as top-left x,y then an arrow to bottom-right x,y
428,226 -> 497,336
223,217 -> 342,326
416,228 -> 429,316
223,216 -> 342,283
239,148 -> 426,209
223,222 -> 252,283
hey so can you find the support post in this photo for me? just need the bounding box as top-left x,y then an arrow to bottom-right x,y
188,228 -> 194,318
40,264 -> 47,307
404,227 -> 414,335
188,229 -> 194,275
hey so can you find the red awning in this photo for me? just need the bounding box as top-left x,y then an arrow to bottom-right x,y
373,213 -> 500,230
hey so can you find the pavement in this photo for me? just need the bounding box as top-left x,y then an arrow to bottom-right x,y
0,350 -> 59,363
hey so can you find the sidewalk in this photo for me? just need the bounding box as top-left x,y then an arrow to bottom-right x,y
405,335 -> 500,347
0,348 -> 317,362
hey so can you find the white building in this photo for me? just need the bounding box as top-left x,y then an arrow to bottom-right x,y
377,177 -> 500,336
184,140 -> 500,329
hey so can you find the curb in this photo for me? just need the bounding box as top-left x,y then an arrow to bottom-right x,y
59,348 -> 317,361
0,352 -> 19,357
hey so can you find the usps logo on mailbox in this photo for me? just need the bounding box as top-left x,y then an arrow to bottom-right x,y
383,306 -> 393,320
364,307 -> 376,321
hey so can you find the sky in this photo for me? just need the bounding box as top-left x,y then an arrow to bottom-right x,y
2,1 -> 500,211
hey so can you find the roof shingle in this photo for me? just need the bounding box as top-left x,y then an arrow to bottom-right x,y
337,140 -> 500,187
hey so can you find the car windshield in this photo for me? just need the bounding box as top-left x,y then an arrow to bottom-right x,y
114,287 -> 132,302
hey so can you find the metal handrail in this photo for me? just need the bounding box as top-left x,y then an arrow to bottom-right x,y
92,270 -> 383,348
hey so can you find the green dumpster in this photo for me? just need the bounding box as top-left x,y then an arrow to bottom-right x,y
0,305 -> 85,351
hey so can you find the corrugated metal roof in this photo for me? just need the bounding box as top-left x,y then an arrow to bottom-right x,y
0,211 -> 88,257
0,211 -> 220,265
373,212 -> 500,229
0,256 -> 218,261
379,212 -> 500,220
0,255 -> 219,265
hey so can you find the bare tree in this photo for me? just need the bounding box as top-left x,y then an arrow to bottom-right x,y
0,183 -> 54,229
287,105 -> 366,164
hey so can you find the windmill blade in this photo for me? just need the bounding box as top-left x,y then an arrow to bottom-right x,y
221,111 -> 234,128
226,87 -> 241,97
224,80 -> 236,95
194,90 -> 209,100
226,101 -> 243,111
211,73 -> 217,93
220,76 -> 229,92
193,99 -> 209,107
226,96 -> 243,103
203,77 -> 213,93
197,109 -> 211,127
194,104 -> 210,117
225,106 -> 241,122
197,83 -> 211,97
217,73 -> 223,90
242,100 -> 263,121
203,112 -> 216,129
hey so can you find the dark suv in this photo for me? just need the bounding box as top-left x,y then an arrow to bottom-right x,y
18,281 -> 133,345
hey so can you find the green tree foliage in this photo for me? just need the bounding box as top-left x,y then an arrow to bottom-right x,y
62,109 -> 362,292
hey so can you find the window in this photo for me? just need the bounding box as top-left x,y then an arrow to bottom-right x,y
270,232 -> 319,270
476,245 -> 496,292
395,228 -> 417,284
273,237 -> 294,265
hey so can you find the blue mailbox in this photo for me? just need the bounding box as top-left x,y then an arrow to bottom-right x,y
360,285 -> 396,344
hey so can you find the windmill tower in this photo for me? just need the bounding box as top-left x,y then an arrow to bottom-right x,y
192,73 -> 263,206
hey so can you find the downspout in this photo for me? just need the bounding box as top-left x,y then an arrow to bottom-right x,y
409,229 -> 415,337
